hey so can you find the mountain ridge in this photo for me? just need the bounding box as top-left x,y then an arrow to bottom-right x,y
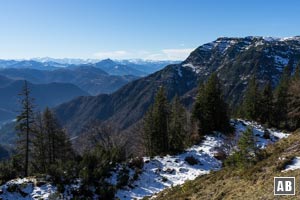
54,36 -> 300,135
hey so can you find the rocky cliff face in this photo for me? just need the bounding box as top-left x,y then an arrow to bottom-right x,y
182,36 -> 300,104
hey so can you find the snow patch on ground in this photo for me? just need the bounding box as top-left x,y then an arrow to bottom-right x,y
0,178 -> 57,200
111,119 -> 289,200
111,134 -> 223,200
234,119 -> 289,149
0,178 -> 82,200
283,157 -> 300,172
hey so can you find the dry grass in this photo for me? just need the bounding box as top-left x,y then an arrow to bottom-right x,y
153,131 -> 300,200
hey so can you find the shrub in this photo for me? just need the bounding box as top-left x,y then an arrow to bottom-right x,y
96,183 -> 116,200
276,156 -> 294,171
133,168 -> 142,181
6,184 -> 18,193
116,167 -> 130,189
48,192 -> 62,200
47,164 -> 65,184
0,161 -> 17,183
162,176 -> 168,182
128,157 -> 144,169
56,183 -> 65,193
79,145 -> 120,185
185,156 -> 199,165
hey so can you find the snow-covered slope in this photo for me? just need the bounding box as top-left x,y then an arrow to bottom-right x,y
0,178 -> 57,200
108,119 -> 289,200
0,120 -> 289,200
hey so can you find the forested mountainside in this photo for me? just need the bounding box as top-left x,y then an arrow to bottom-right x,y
55,36 -> 300,134
0,76 -> 88,123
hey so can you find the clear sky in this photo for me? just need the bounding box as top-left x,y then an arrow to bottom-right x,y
1,0 -> 300,60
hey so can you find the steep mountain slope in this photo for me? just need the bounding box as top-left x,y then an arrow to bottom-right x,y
0,67 -> 138,95
0,78 -> 88,122
55,36 -> 300,134
182,36 -> 300,104
55,65 -> 198,134
154,128 -> 298,200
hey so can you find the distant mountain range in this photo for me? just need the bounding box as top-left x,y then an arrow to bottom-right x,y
54,36 -> 300,135
0,58 -> 177,124
0,60 -> 66,70
0,66 -> 138,95
0,58 -> 178,76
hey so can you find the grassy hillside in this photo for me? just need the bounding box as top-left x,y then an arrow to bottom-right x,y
153,131 -> 300,200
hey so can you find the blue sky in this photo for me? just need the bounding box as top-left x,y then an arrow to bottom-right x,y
1,0 -> 300,60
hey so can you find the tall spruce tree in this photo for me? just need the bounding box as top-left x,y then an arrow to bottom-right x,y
241,77 -> 260,121
16,80 -> 35,177
286,62 -> 300,130
192,73 -> 231,135
143,87 -> 169,156
143,107 -> 154,155
168,95 -> 187,153
273,65 -> 291,128
43,108 -> 59,164
259,81 -> 273,125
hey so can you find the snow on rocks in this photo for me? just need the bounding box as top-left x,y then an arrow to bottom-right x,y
110,134 -> 224,200
0,177 -> 82,200
110,119 -> 289,200
0,178 -> 57,200
282,157 -> 300,172
182,63 -> 201,74
233,119 -> 289,148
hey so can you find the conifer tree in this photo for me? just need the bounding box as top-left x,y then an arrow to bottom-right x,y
143,87 -> 169,156
273,65 -> 291,128
15,80 -> 35,177
168,95 -> 187,153
259,81 -> 273,125
31,108 -> 74,173
192,73 -> 231,135
236,127 -> 258,168
143,107 -> 154,155
43,108 -> 73,165
286,61 -> 300,130
43,108 -> 59,164
31,112 -> 47,173
241,77 -> 260,121
225,128 -> 258,169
